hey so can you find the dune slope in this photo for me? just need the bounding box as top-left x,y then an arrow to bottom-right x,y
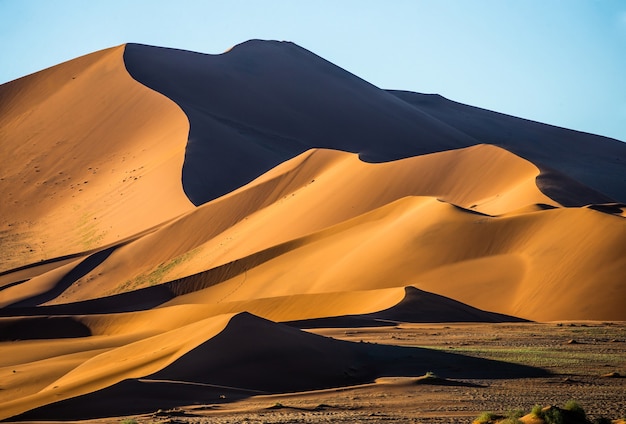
389,90 -> 626,204
4,144 -> 623,322
0,45 -> 192,273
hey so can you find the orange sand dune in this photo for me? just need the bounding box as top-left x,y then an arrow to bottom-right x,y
3,145 -> 622,322
161,195 -> 625,322
287,287 -> 527,328
1,144 -> 556,305
1,40 -> 625,420
0,45 -> 192,273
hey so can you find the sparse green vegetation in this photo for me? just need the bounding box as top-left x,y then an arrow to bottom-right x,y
111,249 -> 196,294
474,411 -> 500,423
564,400 -> 586,419
476,401 -> 617,424
120,419 -> 138,424
473,411 -> 522,424
421,345 -> 618,369
424,370 -> 438,379
507,409 -> 524,420
541,406 -> 565,424
531,404 -> 544,417
76,211 -> 107,249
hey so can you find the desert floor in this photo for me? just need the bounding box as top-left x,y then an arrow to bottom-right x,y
20,321 -> 623,424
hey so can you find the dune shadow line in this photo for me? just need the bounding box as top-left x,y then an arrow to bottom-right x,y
7,246 -> 117,308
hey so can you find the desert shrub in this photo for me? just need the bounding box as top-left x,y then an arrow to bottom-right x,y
424,371 -> 438,378
592,418 -> 612,424
542,407 -> 565,424
531,405 -> 544,418
530,405 -> 564,424
507,409 -> 524,419
474,411 -> 499,423
120,420 -> 138,424
563,400 -> 586,419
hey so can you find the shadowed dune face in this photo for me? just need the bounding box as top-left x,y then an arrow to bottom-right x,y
122,41 -> 477,205
123,41 -> 626,206
1,40 -> 625,420
0,316 -> 91,341
388,90 -> 626,204
287,287 -> 528,329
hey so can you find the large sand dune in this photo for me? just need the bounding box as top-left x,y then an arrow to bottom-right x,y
0,40 -> 624,420
0,45 -> 193,273
124,40 -> 626,205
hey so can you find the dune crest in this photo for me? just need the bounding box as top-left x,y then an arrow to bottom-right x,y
124,41 -> 626,206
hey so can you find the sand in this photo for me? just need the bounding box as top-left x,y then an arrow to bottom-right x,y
0,45 -> 193,273
0,40 -> 624,421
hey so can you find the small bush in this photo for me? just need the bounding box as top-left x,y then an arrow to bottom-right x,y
474,411 -> 499,423
120,420 -> 138,424
531,405 -> 544,417
563,400 -> 586,418
542,407 -> 565,424
507,409 -> 524,419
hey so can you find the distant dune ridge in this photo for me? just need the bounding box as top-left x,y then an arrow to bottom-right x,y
0,40 -> 625,420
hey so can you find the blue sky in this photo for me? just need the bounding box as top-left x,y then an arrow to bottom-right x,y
1,0 -> 625,142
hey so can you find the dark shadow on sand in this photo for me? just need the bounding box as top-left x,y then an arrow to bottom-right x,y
123,43 -> 626,207
10,313 -> 548,421
6,246 -> 118,308
0,316 -> 91,340
287,287 -> 528,329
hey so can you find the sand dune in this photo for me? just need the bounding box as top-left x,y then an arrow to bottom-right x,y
1,40 -> 625,420
389,90 -> 626,204
124,41 -> 626,205
160,194 -> 625,322
4,146 -> 620,321
288,286 -> 527,328
0,45 -> 192,273
3,144 -> 557,305
2,312 -> 544,421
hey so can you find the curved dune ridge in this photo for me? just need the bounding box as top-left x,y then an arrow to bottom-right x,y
1,40 -> 625,420
123,40 -> 626,206
0,45 -> 193,273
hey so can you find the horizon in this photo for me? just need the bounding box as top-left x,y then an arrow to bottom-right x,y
1,0 -> 625,142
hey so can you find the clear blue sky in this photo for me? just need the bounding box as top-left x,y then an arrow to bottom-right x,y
1,0 -> 625,142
